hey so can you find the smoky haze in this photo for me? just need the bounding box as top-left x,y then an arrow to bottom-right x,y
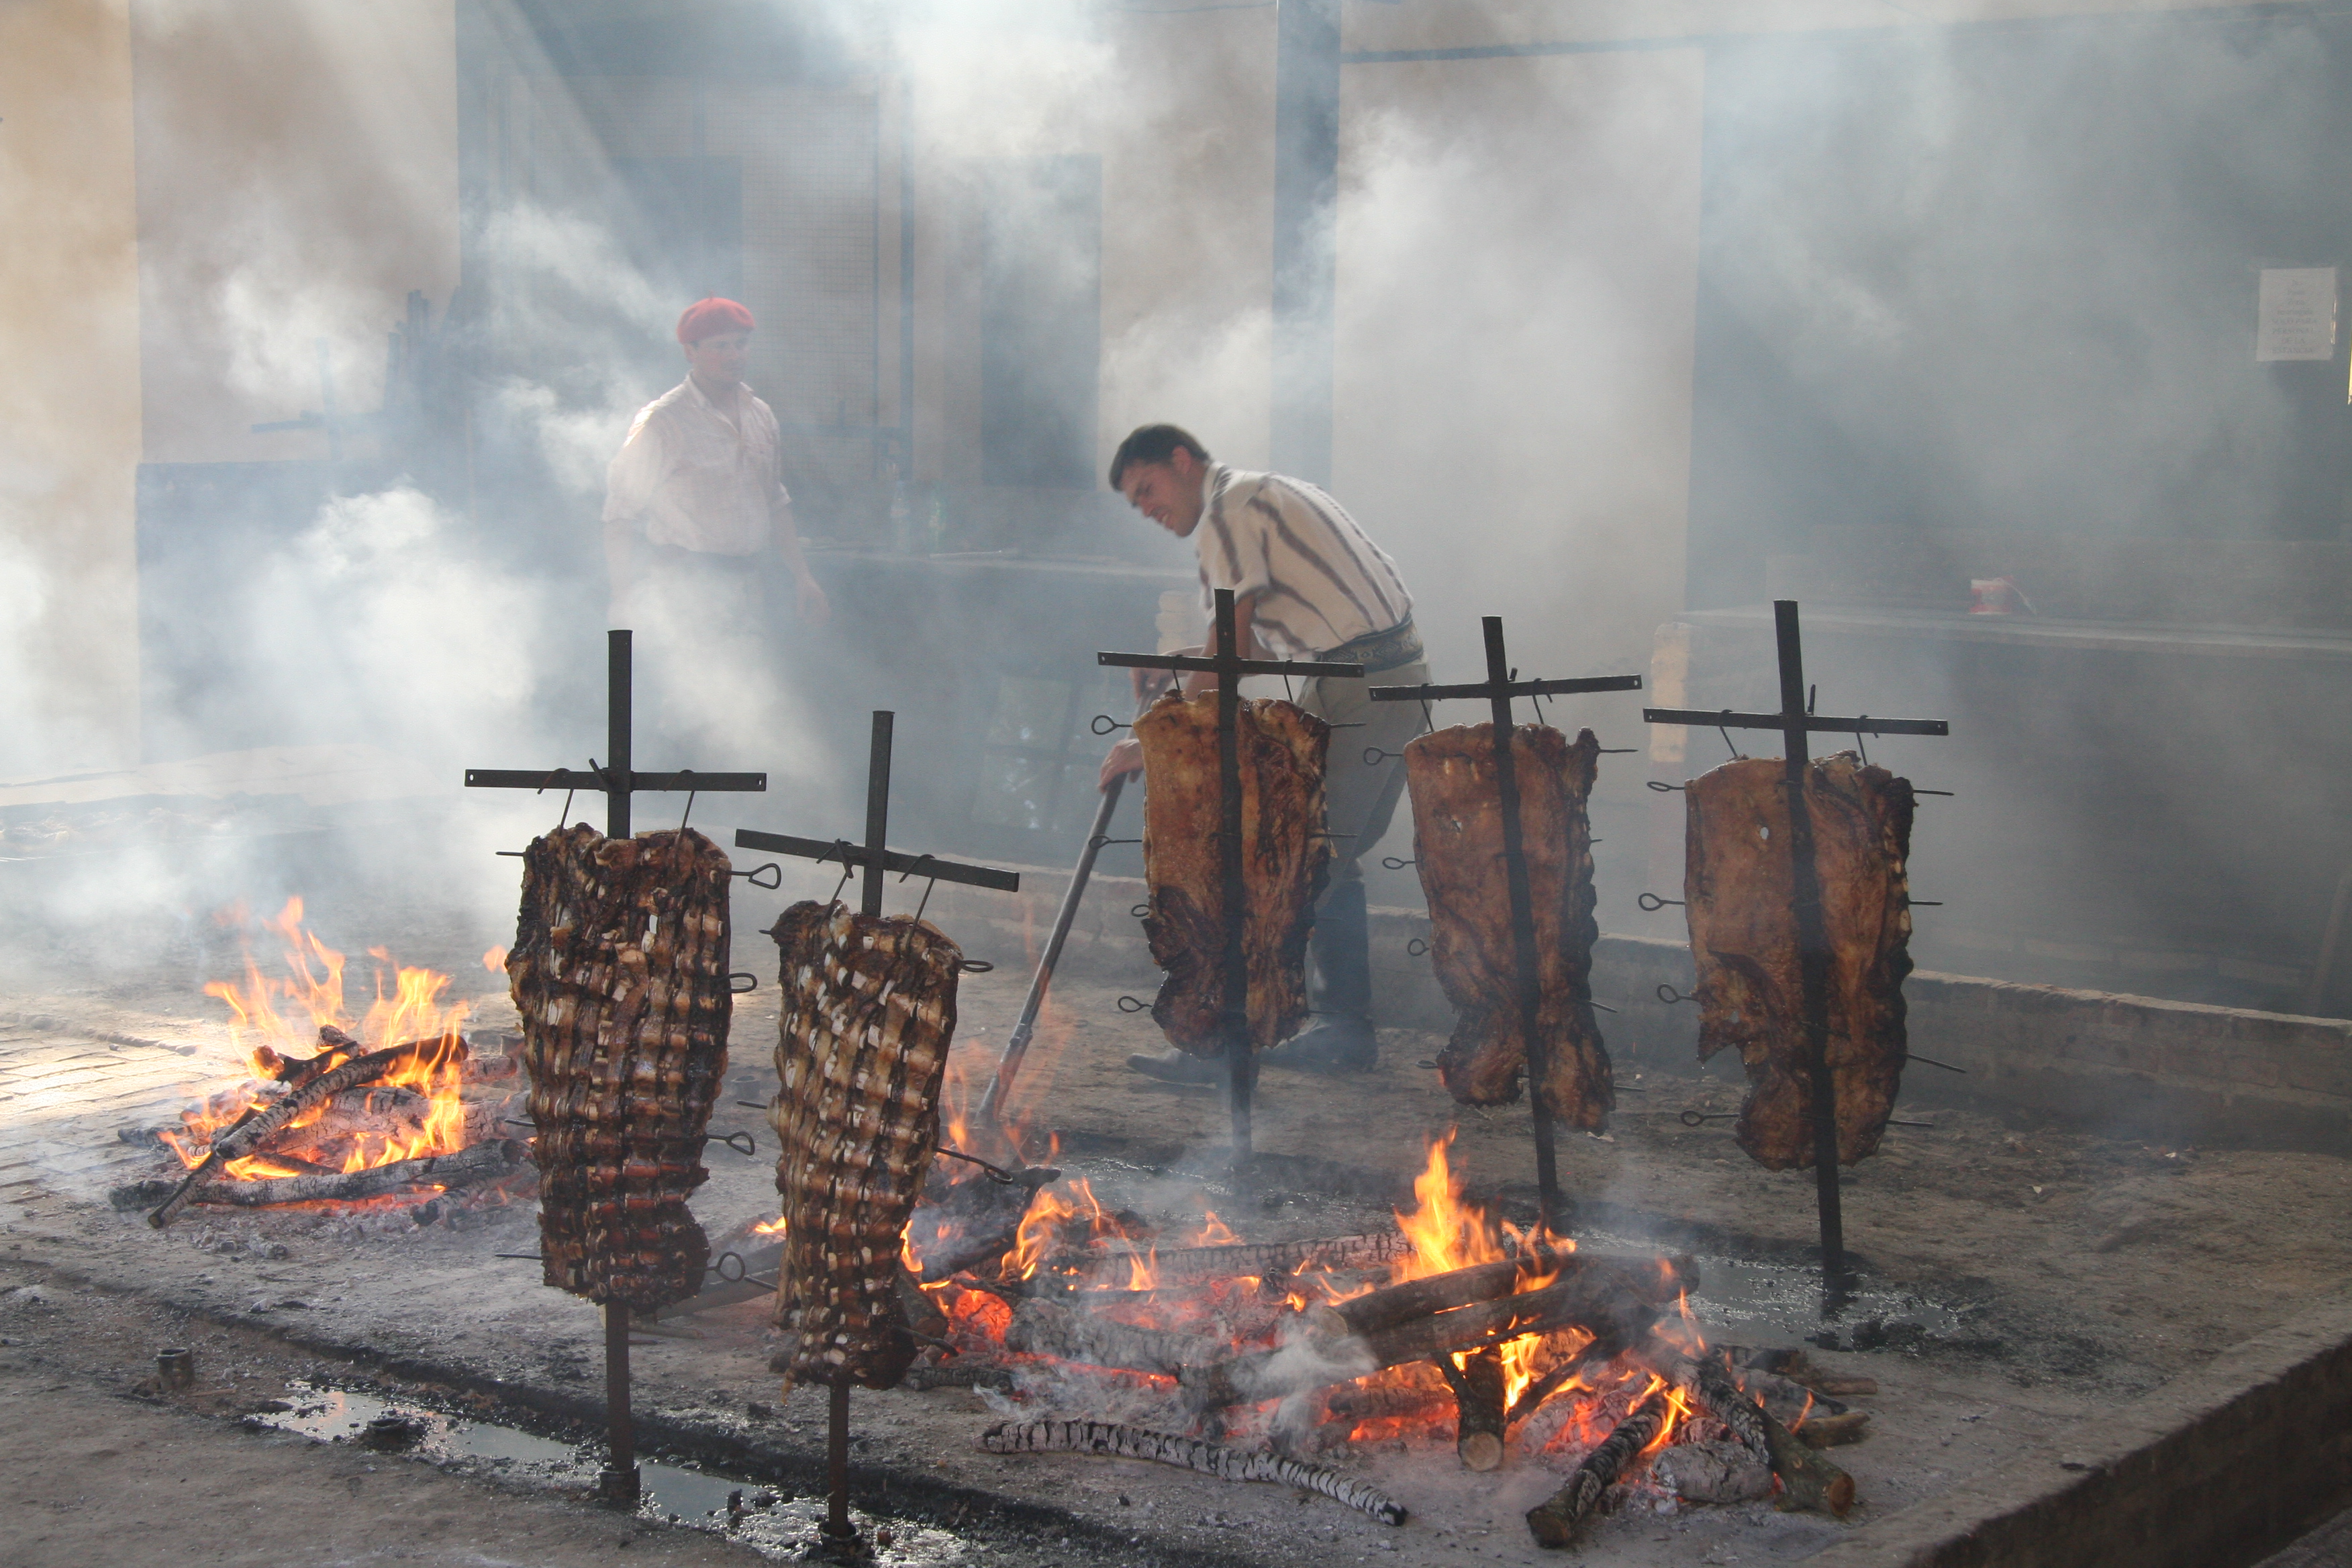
3,0 -> 2345,1035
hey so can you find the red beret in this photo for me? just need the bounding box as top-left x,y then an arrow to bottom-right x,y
677,297 -> 755,344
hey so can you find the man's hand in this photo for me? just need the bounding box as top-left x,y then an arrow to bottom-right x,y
1099,736 -> 1144,791
794,570 -> 832,626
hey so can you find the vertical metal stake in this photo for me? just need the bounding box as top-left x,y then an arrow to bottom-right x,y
1213,590 -> 1254,1161
825,1376 -> 854,1542
608,629 -> 634,840
1484,617 -> 1563,1233
861,712 -> 893,919
1774,601 -> 1846,1285
599,1303 -> 640,1501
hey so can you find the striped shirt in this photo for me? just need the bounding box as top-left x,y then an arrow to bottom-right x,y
603,377 -> 789,556
1191,464 -> 1413,658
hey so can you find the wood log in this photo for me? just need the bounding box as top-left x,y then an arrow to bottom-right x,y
1308,1247 -> 1689,1342
191,1138 -> 528,1207
1794,1410 -> 1869,1447
1073,1231 -> 1413,1287
1524,1385 -> 1668,1549
1437,1349 -> 1508,1471
1628,1340 -> 1770,1465
1182,1261 -> 1661,1410
979,1418 -> 1407,1525
148,1037 -> 460,1227
1506,1340 -> 1619,1427
1322,1383 -> 1453,1422
1306,1242 -> 1576,1340
1762,1408 -> 1856,1515
1004,1297 -> 1223,1377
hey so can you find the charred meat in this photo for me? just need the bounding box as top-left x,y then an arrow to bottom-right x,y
769,900 -> 962,1390
1404,724 -> 1612,1128
507,825 -> 733,1310
1683,754 -> 1916,1169
1135,691 -> 1331,1056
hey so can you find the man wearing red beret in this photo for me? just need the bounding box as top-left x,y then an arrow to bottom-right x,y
603,297 -> 830,632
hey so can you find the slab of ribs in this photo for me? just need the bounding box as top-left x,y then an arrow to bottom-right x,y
1404,724 -> 1614,1129
507,824 -> 733,1309
1682,753 -> 1917,1169
1134,690 -> 1331,1057
768,899 -> 961,1390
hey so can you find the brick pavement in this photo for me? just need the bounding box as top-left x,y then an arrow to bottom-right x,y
0,1012 -> 228,1220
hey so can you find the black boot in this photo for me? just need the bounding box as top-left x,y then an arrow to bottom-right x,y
1126,1048 -> 1224,1085
1277,879 -> 1377,1074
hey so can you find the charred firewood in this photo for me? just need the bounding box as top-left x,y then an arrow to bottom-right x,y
1322,1381 -> 1453,1423
146,1037 -> 465,1228
1761,1409 -> 1857,1515
1630,1338 -> 1854,1516
1297,1242 -> 1659,1342
1183,1259 -> 1664,1410
1436,1347 -> 1508,1471
189,1138 -> 529,1207
509,825 -> 734,1312
1071,1230 -> 1412,1289
979,1418 -> 1406,1525
1002,1297 -> 1222,1377
1506,1339 -> 1620,1428
1523,1383 -> 1669,1548
769,900 -> 961,1391
905,1161 -> 1063,1284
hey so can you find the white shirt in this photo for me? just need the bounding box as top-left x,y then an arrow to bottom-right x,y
1192,464 -> 1414,658
603,377 -> 789,556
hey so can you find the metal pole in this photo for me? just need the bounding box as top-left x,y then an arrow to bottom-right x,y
608,630 -> 633,840
824,1376 -> 854,1543
981,775 -> 1126,1132
1773,600 -> 1845,1283
599,1304 -> 639,1501
861,712 -> 893,919
1483,618 -> 1563,1233
1213,590 -> 1255,1159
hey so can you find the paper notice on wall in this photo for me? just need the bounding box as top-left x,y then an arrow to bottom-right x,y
2257,268 -> 2338,362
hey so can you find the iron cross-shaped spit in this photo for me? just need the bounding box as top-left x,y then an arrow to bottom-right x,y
463,627 -> 767,1505
1640,599 -> 1949,1287
1370,616 -> 1643,1236
731,708 -> 1020,1556
1098,587 -> 1366,1161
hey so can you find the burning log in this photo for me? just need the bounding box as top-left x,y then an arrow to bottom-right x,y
1630,1338 -> 1853,1516
1323,1382 -> 1453,1423
1629,1340 -> 1768,1465
1183,1259 -> 1663,1410
1436,1346 -> 1508,1471
1300,1244 -> 1571,1340
189,1138 -> 529,1207
147,1038 -> 461,1228
1002,1297 -> 1222,1377
978,1418 -> 1407,1526
1506,1338 -> 1618,1427
1075,1231 -> 1412,1288
1761,1409 -> 1856,1516
1523,1383 -> 1669,1549
908,1162 -> 1063,1284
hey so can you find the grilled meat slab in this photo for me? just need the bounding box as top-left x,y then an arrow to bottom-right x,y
1683,754 -> 1916,1169
1135,691 -> 1331,1056
769,900 -> 961,1391
1404,724 -> 1612,1128
507,825 -> 732,1310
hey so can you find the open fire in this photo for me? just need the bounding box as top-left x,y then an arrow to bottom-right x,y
895,1111 -> 1865,1544
119,899 -> 528,1221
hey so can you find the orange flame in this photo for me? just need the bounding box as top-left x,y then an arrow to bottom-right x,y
170,899 -> 475,1181
1391,1131 -> 1571,1410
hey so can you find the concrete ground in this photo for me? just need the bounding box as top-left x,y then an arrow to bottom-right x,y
6,875 -> 2352,1565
